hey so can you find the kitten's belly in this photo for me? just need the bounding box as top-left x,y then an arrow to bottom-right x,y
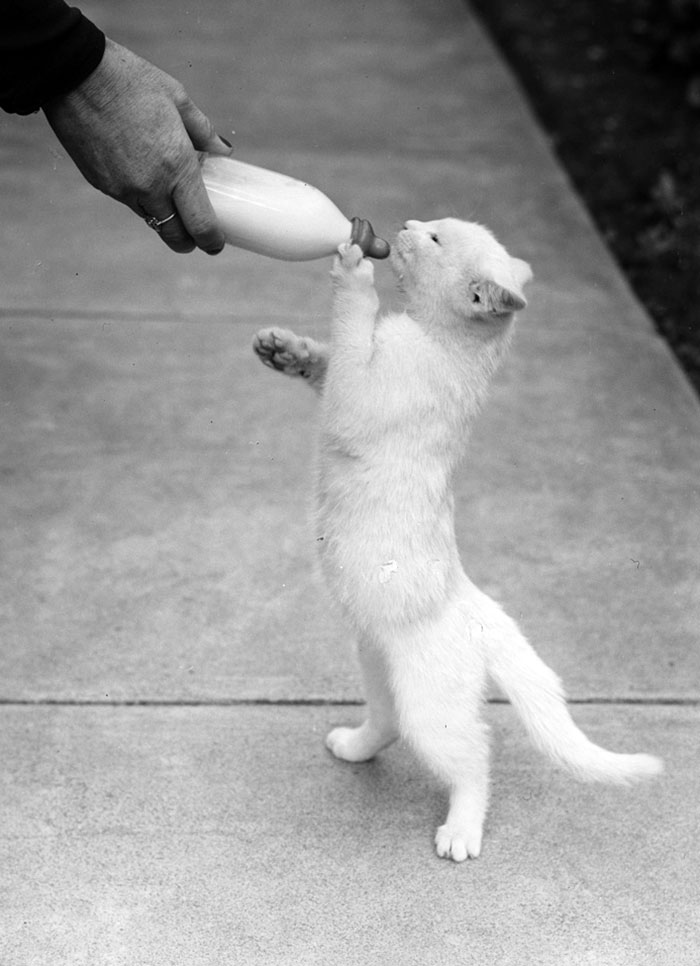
315,460 -> 459,629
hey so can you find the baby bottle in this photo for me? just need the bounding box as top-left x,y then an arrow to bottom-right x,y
199,154 -> 390,261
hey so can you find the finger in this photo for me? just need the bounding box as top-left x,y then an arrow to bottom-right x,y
154,209 -> 196,254
171,157 -> 226,255
138,200 -> 196,254
177,95 -> 232,157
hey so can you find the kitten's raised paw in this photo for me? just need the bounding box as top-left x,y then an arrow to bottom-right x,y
326,725 -> 378,763
332,243 -> 374,284
435,823 -> 483,863
253,327 -> 315,378
337,241 -> 365,267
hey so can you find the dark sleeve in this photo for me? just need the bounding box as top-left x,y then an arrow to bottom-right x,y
1,0 -> 106,115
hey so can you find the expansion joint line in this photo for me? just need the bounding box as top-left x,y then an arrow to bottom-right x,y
0,697 -> 696,708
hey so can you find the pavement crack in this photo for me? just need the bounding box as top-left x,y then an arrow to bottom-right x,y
0,697 -> 696,708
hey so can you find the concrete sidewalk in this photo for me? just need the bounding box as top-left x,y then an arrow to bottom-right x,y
1,1 -> 699,963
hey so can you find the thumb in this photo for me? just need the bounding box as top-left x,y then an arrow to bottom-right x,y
178,96 -> 232,156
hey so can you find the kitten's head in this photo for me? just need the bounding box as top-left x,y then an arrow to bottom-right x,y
391,218 -> 532,326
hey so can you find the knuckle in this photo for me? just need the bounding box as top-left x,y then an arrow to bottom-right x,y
170,81 -> 190,107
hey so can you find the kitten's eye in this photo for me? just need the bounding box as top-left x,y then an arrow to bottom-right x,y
430,233 -> 440,245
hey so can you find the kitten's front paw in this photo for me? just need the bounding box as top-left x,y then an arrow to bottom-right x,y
326,725 -> 378,763
435,823 -> 483,863
337,241 -> 366,269
331,243 -> 374,286
253,327 -> 315,378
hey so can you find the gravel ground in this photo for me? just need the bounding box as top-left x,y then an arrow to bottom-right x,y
471,0 -> 700,396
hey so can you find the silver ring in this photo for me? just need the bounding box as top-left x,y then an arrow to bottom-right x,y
144,211 -> 177,232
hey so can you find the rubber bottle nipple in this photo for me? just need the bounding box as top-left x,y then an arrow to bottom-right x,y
350,217 -> 391,259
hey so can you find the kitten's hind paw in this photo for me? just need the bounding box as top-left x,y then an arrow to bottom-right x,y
326,724 -> 392,763
435,823 -> 483,863
253,327 -> 319,379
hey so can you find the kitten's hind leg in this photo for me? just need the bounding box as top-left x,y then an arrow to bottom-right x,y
253,327 -> 329,392
391,624 -> 490,862
326,639 -> 399,762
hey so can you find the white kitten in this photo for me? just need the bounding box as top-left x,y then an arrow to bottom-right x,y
253,218 -> 662,863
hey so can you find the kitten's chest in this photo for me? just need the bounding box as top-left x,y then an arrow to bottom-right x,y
325,327 -> 470,443
317,367 -> 464,519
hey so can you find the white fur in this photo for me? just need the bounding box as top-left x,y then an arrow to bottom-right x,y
253,218 -> 663,863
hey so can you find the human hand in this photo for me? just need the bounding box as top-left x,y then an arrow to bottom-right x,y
43,38 -> 232,254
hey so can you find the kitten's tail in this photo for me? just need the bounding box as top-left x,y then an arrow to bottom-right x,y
483,608 -> 663,785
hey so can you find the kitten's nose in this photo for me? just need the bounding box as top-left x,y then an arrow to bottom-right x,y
404,220 -> 422,230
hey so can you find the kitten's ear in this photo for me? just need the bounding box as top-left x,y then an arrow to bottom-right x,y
511,257 -> 533,289
468,258 -> 532,316
469,279 -> 527,316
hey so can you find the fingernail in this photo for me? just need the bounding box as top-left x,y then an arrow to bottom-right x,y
219,136 -> 233,148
